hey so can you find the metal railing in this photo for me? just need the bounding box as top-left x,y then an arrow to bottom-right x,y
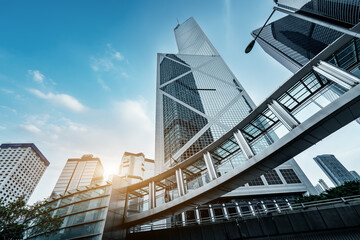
129,195 -> 360,233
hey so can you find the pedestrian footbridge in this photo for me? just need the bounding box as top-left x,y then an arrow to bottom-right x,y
106,28 -> 360,230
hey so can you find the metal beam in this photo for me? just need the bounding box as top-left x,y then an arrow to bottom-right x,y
234,130 -> 254,159
268,100 -> 300,130
313,60 -> 360,90
203,152 -> 218,181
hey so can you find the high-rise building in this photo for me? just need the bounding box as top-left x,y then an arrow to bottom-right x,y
319,178 -> 330,190
252,1 -> 360,73
52,154 -> 104,195
274,0 -> 360,26
350,170 -> 360,181
156,17 -> 317,199
313,154 -> 355,186
314,183 -> 324,194
0,143 -> 49,204
118,152 -> 155,185
156,17 -> 258,173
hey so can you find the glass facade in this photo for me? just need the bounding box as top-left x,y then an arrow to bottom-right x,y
25,183 -> 111,240
276,0 -> 360,26
52,155 -> 104,195
314,154 -> 355,186
156,17 -> 256,171
253,15 -> 342,72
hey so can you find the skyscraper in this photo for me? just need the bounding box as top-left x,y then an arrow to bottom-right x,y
156,17 -> 258,173
274,0 -> 360,26
0,143 -> 49,204
52,154 -> 104,195
252,1 -> 360,73
319,178 -> 330,190
350,170 -> 360,181
314,154 -> 355,186
118,152 -> 155,185
156,17 -> 316,198
314,184 -> 325,194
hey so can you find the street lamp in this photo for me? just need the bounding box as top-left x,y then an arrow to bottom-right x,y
245,9 -> 276,54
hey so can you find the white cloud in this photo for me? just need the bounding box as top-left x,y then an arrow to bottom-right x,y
97,78 -> 110,91
90,44 -> 125,72
21,124 -> 41,134
0,126 -> 6,130
0,88 -> 14,94
0,105 -> 17,113
28,89 -> 87,113
90,57 -> 114,72
121,72 -> 129,78
113,51 -> 124,61
28,70 -> 44,83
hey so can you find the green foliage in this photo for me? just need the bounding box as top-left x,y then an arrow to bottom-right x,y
0,196 -> 63,240
296,181 -> 360,203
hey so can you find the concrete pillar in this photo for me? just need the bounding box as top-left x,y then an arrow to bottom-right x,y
234,130 -> 254,159
175,168 -> 185,196
313,60 -> 360,90
268,100 -> 300,130
149,181 -> 155,209
203,152 -> 217,181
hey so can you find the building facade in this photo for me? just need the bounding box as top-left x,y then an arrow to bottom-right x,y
275,0 -> 360,26
314,184 -> 324,194
52,154 -> 104,195
25,182 -> 112,240
350,170 -> 360,181
155,17 -> 257,173
252,1 -> 360,73
319,178 -> 330,190
314,154 -> 355,186
118,152 -> 155,185
0,143 -> 49,204
156,17 -> 317,202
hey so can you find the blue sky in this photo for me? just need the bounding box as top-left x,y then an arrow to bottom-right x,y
1,0 -> 359,204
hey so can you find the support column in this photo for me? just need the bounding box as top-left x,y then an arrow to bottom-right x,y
234,130 -> 254,159
149,181 -> 155,209
268,100 -> 300,130
313,60 -> 360,90
175,168 -> 185,196
203,152 -> 217,181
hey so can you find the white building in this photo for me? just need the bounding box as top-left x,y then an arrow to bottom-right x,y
52,154 -> 104,195
119,152 -> 155,185
0,143 -> 49,204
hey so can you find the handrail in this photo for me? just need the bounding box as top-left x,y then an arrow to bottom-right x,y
129,195 -> 360,233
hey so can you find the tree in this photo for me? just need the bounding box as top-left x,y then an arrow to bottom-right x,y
296,181 -> 360,203
0,196 -> 63,240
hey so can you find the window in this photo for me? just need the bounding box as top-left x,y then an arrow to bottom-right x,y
264,170 -> 283,185
280,169 -> 301,184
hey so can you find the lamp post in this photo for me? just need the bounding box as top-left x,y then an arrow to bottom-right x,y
245,9 -> 276,54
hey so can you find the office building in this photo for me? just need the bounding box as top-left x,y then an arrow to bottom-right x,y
156,17 -> 316,204
25,181 -> 112,240
314,184 -> 325,194
119,152 -> 155,185
274,0 -> 360,26
350,170 -> 360,181
318,178 -> 330,190
252,1 -> 360,73
314,154 -> 355,186
155,17 -> 257,172
0,143 -> 49,204
52,154 -> 104,195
